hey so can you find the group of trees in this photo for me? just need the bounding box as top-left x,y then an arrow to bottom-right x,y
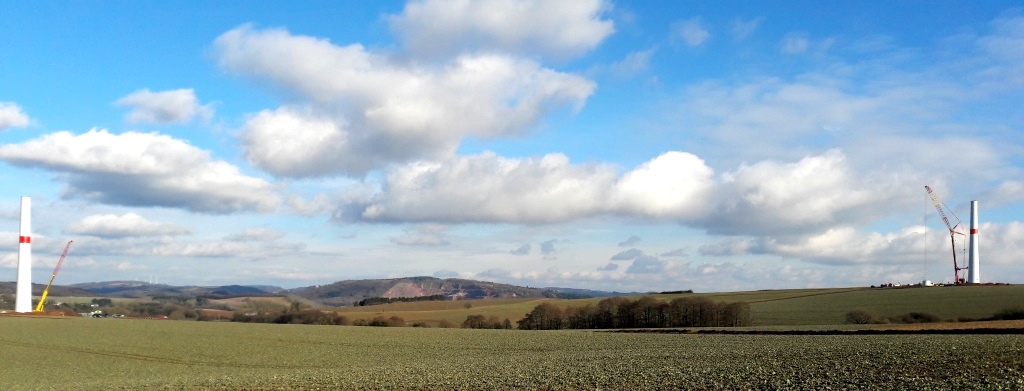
462,314 -> 513,329
518,296 -> 752,330
232,309 -> 352,325
356,295 -> 445,306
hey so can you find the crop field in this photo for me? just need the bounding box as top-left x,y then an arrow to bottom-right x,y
2,316 -> 1023,390
324,285 -> 1024,327
330,297 -> 551,326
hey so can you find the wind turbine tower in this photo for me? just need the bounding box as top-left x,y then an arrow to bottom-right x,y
15,196 -> 32,313
967,200 -> 981,283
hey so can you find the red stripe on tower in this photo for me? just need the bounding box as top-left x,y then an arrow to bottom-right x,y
971,229 -> 978,234
19,236 -> 30,243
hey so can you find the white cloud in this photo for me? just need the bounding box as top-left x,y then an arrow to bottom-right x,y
672,17 -> 711,47
761,225 -> 930,265
985,180 -> 1024,207
333,147 -> 898,239
609,151 -> 714,220
731,17 -> 763,41
344,150 -> 713,224
0,102 -> 30,130
977,13 -> 1024,85
387,0 -> 614,60
225,228 -> 285,242
608,48 -> 655,77
115,88 -> 213,124
65,213 -> 191,238
705,150 -> 887,236
392,224 -> 450,246
216,26 -> 596,177
0,129 -> 280,213
979,222 -> 1024,266
781,33 -> 810,54
286,193 -> 338,216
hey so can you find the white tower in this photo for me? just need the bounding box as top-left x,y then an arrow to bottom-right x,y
967,200 -> 980,284
15,196 -> 32,313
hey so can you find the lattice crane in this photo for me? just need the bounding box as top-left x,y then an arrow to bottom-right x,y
924,186 -> 966,284
34,241 -> 72,312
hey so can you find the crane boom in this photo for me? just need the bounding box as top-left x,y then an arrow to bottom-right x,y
34,241 -> 72,312
925,186 -> 958,232
924,186 -> 966,284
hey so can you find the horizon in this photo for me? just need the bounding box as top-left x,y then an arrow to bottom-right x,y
1,1 -> 1022,293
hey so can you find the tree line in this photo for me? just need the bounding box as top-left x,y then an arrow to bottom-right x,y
356,295 -> 446,306
517,296 -> 752,330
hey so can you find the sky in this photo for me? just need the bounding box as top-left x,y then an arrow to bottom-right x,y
1,1 -> 1022,293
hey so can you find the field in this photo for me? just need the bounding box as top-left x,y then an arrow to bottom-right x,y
1,316 -> 1023,390
320,285 -> 1024,327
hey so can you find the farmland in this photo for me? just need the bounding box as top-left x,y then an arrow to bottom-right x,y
326,284 -> 1024,327
1,316 -> 1023,390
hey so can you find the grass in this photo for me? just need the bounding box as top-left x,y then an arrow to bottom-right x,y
744,285 -> 1024,326
1,316 -> 1022,390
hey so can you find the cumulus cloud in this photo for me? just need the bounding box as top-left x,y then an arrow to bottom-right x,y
115,88 -> 213,124
387,0 -> 614,60
65,213 -> 191,238
704,150 -> 889,236
672,17 -> 711,47
0,129 -> 280,213
0,102 -> 30,129
216,26 -> 596,177
343,150 -> 713,224
752,225 -> 962,267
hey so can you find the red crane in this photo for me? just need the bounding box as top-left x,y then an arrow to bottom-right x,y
924,186 -> 966,284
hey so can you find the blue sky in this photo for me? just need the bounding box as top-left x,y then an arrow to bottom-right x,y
1,1 -> 1022,292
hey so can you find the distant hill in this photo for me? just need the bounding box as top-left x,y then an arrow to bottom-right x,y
69,281 -> 284,298
289,276 -> 595,307
544,287 -> 639,298
0,281 -> 98,297
6,278 -> 630,307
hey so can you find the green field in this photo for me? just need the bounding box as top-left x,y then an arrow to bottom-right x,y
1,316 -> 1023,390
323,285 -> 1024,327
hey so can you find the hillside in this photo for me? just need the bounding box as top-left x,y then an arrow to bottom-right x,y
324,284 -> 1024,327
289,276 -> 563,306
69,281 -> 284,298
0,281 -> 97,297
